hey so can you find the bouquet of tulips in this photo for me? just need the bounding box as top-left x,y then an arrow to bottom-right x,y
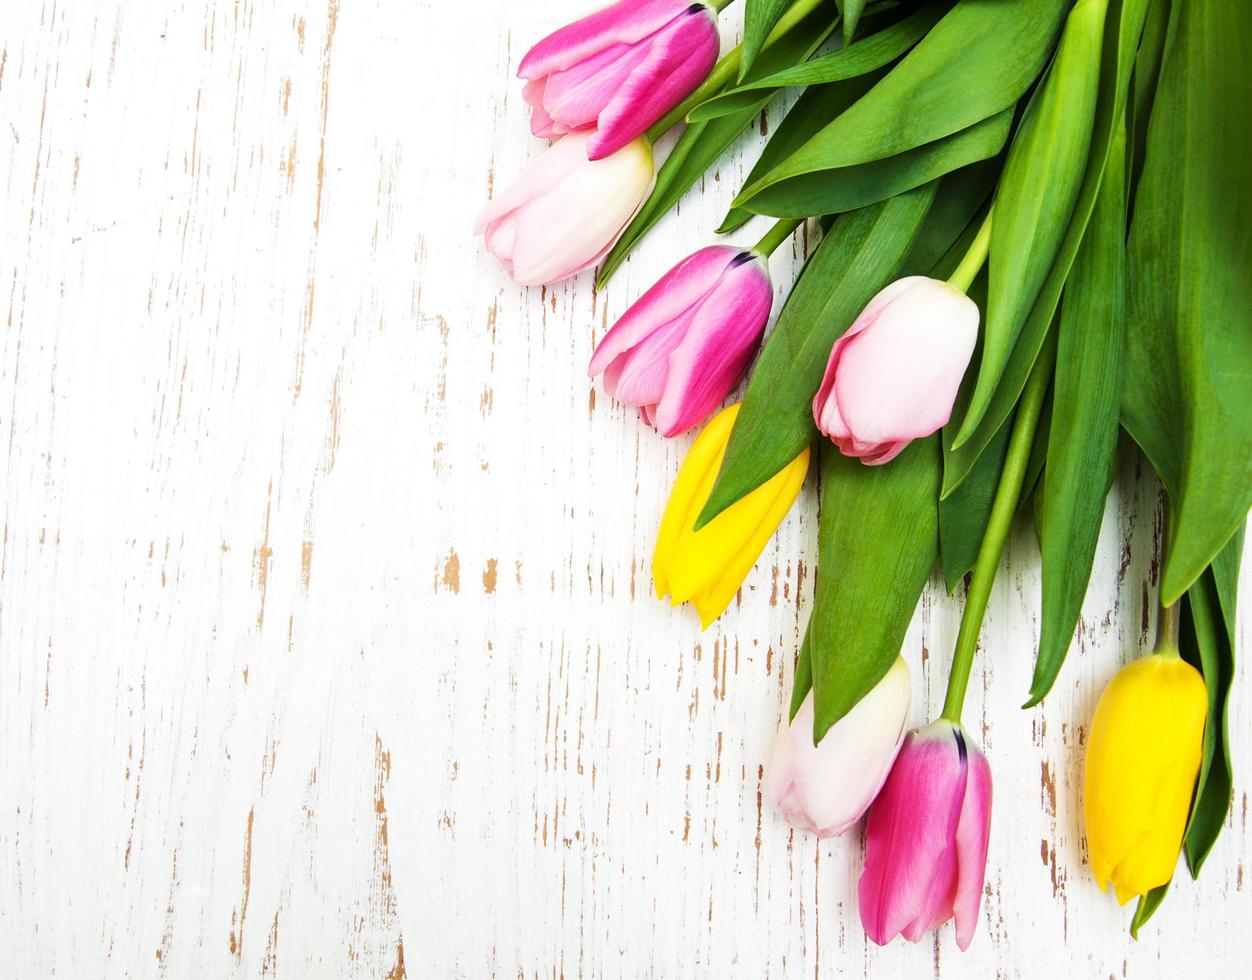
477,0 -> 1251,949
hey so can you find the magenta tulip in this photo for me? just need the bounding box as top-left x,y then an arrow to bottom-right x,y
519,0 -> 720,161
812,276 -> 979,465
859,720 -> 992,951
475,130 -> 654,286
588,245 -> 773,437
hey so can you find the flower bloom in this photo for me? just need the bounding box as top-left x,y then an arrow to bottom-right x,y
767,658 -> 911,837
859,719 -> 992,951
519,0 -> 720,160
1084,652 -> 1207,904
654,403 -> 808,627
588,246 -> 773,437
475,130 -> 654,286
813,276 -> 979,465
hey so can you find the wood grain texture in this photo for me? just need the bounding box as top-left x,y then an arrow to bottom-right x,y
0,1 -> 1247,976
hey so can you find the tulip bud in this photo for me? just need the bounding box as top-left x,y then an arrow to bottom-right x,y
519,1 -> 720,160
1084,651 -> 1207,905
654,403 -> 808,627
859,719 -> 992,951
589,246 -> 773,437
475,131 -> 655,286
813,276 -> 979,465
767,658 -> 911,837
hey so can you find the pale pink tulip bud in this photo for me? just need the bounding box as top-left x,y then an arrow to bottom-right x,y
475,130 -> 654,286
859,720 -> 993,951
519,1 -> 720,160
812,276 -> 979,465
588,245 -> 773,437
767,658 -> 911,838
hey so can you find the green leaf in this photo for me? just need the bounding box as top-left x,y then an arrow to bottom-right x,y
595,5 -> 838,287
1120,0 -> 1252,604
940,0 -> 1150,498
955,0 -> 1106,446
717,73 -> 884,235
842,0 -> 868,41
735,0 -> 1067,208
1181,528 -> 1243,875
899,160 -> 999,278
738,108 -> 1012,219
1127,0 -> 1169,199
695,184 -> 937,529
741,0 -> 793,80
790,625 -> 814,720
940,415 -> 1010,593
691,1 -> 945,122
1130,881 -> 1170,938
810,437 -> 941,739
1027,113 -> 1127,707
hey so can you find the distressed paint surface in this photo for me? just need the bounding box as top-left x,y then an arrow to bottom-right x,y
0,1 -> 1248,976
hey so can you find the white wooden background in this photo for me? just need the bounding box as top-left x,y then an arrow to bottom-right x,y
1,1 -> 1248,976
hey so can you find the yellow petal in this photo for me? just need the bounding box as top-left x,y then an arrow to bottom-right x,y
653,404 -> 741,600
1083,652 -> 1207,903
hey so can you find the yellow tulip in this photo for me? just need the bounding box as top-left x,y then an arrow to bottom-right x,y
653,403 -> 809,628
1083,651 -> 1207,905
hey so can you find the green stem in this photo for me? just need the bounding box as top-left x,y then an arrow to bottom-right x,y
947,209 -> 993,294
940,346 -> 1054,724
752,217 -> 803,258
1154,509 -> 1181,657
709,0 -> 738,11
645,0 -> 825,142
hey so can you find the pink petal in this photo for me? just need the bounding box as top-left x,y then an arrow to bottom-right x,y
540,41 -> 651,133
518,0 -> 696,81
473,131 -> 589,234
587,10 -> 720,160
859,723 -> 967,947
952,740 -> 992,950
812,276 -> 920,440
589,246 -> 739,376
834,278 -> 979,445
653,254 -> 772,436
607,301 -> 702,407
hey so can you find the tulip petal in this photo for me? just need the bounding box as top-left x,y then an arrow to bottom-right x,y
606,301 -> 703,409
589,246 -> 739,378
473,130 -> 590,235
587,10 -> 720,159
833,280 -> 979,445
952,739 -> 992,950
541,41 -> 652,134
518,0 -> 695,81
859,722 -> 967,947
653,255 -> 772,437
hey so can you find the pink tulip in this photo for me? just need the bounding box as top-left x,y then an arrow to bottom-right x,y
519,0 -> 720,161
588,245 -> 773,437
812,276 -> 979,465
859,720 -> 992,951
475,130 -> 655,286
767,658 -> 911,838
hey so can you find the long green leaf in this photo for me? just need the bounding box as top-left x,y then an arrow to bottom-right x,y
1121,0 -> 1252,604
939,415 -> 1010,593
1027,114 -> 1127,706
955,0 -> 1106,446
1127,0 -> 1169,199
842,0 -> 868,41
739,108 -> 1011,219
810,437 -> 941,740
741,0 -> 793,80
691,2 -> 946,121
1182,528 -> 1243,874
734,0 -> 1067,208
595,6 -> 838,287
899,161 -> 999,278
694,184 -> 937,529
1130,880 -> 1170,938
790,625 -> 814,720
718,73 -> 884,234
941,0 -> 1150,498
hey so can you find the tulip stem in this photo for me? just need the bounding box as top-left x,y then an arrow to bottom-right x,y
752,217 -> 803,258
710,0 -> 739,11
940,340 -> 1055,724
947,210 -> 994,294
